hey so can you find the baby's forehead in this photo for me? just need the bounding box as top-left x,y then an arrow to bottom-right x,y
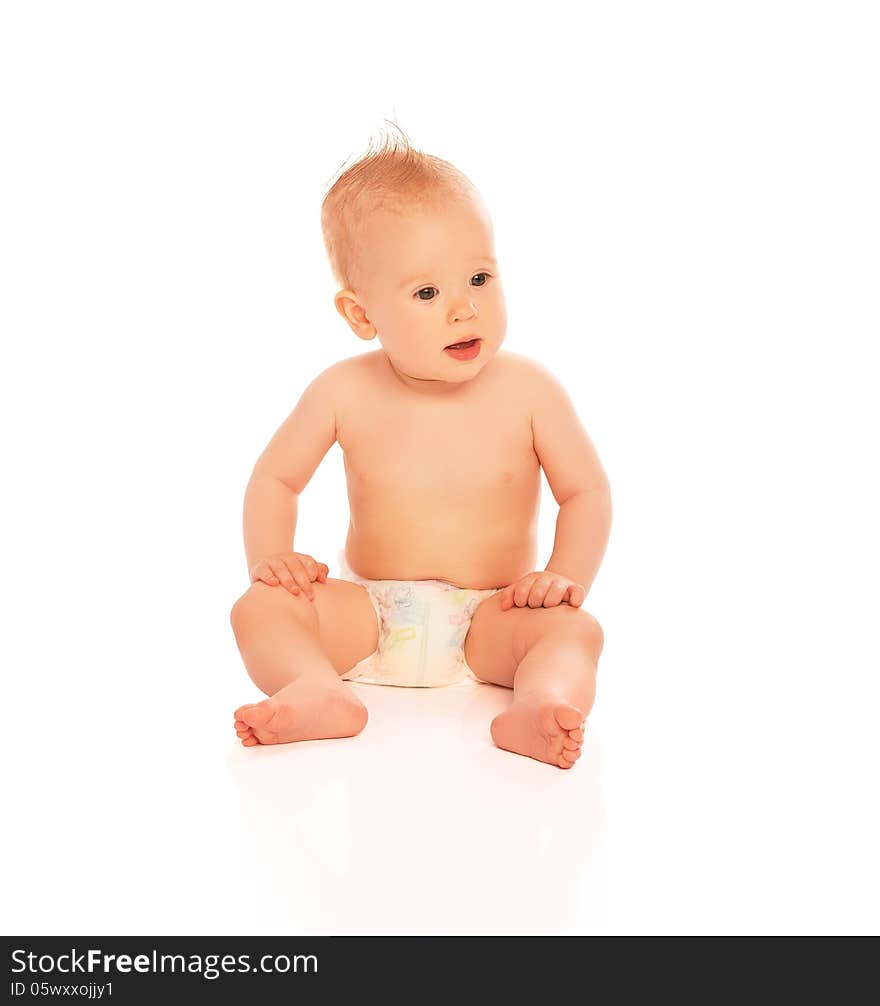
350,194 -> 493,280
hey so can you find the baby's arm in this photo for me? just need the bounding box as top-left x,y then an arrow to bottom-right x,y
242,365 -> 340,573
529,363 -> 612,595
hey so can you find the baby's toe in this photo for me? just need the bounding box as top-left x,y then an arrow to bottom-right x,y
568,726 -> 584,744
562,736 -> 581,751
559,747 -> 581,768
234,703 -> 257,720
241,702 -> 274,731
554,703 -> 584,734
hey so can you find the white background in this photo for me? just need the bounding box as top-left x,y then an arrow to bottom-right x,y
2,1 -> 878,935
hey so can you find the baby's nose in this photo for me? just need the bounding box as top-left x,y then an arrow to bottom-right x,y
449,298 -> 478,323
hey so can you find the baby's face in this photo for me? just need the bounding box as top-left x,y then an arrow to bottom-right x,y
340,195 -> 507,389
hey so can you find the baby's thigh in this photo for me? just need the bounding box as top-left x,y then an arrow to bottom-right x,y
310,577 -> 380,675
233,578 -> 379,676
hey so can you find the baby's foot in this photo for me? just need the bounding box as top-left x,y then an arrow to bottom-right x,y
233,677 -> 368,747
490,694 -> 585,769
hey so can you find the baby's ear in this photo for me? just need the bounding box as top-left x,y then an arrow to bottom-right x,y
334,290 -> 375,339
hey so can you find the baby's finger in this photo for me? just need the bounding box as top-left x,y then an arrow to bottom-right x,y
516,579 -> 541,607
527,575 -> 552,608
292,563 -> 315,600
307,558 -> 327,583
543,580 -> 568,607
318,563 -> 329,582
512,580 -> 533,607
270,560 -> 300,595
249,567 -> 277,587
567,584 -> 586,607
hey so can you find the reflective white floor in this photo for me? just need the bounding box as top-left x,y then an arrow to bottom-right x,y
5,603 -> 879,935
226,678 -> 606,935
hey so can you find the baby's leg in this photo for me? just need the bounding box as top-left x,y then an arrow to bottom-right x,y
466,596 -> 603,768
230,580 -> 377,746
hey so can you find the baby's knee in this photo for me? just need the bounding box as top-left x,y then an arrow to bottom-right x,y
229,581 -> 309,633
230,587 -> 259,633
578,611 -> 604,658
543,605 -> 604,658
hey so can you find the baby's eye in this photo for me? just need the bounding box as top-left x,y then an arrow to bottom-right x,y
414,274 -> 491,301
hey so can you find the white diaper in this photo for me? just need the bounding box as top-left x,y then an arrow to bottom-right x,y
336,550 -> 501,688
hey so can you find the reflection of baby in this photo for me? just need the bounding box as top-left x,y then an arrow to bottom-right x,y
231,123 -> 612,769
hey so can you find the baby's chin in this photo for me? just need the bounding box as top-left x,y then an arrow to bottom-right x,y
430,350 -> 493,379
384,353 -> 489,391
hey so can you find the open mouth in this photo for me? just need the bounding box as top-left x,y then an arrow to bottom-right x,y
444,338 -> 479,350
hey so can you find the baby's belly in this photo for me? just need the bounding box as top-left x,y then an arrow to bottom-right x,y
344,497 -> 538,590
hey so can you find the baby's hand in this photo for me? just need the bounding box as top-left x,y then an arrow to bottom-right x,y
249,552 -> 329,599
499,571 -> 586,611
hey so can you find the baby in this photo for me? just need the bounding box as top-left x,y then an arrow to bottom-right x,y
231,127 -> 612,769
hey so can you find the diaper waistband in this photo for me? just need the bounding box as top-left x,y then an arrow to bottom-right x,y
337,549 -> 501,597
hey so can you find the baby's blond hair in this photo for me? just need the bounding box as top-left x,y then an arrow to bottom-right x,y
320,120 -> 480,293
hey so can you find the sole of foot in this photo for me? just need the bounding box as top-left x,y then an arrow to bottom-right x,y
490,694 -> 585,769
234,677 -> 367,746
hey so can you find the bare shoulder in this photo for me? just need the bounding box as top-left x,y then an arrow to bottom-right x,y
321,352 -> 386,441
308,353 -> 374,397
494,350 -> 543,375
491,350 -> 566,405
336,351 -> 385,383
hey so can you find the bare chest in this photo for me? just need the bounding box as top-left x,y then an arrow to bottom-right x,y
338,375 -> 538,507
334,353 -> 541,585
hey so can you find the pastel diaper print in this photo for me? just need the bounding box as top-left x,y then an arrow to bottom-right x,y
389,586 -> 423,626
372,585 -> 413,628
390,626 -> 418,645
335,550 -> 502,687
447,597 -> 477,630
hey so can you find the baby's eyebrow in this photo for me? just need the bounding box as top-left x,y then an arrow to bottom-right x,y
399,258 -> 498,289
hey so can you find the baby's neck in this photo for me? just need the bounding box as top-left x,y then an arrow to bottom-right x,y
382,352 -> 481,396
